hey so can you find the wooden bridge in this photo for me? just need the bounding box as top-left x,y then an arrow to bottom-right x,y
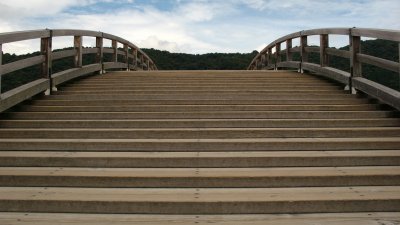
0,28 -> 399,224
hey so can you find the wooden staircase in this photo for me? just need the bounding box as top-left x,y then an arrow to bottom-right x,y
0,70 -> 400,224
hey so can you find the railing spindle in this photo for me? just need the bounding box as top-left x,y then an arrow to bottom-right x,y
41,34 -> 52,94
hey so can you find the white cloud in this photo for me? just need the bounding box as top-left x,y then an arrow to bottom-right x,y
0,0 -> 399,55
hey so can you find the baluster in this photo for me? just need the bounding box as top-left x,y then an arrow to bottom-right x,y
300,35 -> 308,73
96,36 -> 104,74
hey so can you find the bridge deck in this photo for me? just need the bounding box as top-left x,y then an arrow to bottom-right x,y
0,70 -> 399,224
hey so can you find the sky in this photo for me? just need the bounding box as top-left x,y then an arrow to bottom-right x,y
0,0 -> 399,54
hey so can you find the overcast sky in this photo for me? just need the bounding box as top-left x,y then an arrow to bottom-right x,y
0,0 -> 399,54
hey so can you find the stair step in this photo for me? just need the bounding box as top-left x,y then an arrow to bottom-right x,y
1,212 -> 399,225
3,111 -> 395,119
1,166 -> 399,187
1,128 -> 400,139
32,99 -> 373,106
1,119 -> 399,128
0,137 -> 399,151
1,150 -> 399,167
19,104 -> 381,112
0,186 -> 399,214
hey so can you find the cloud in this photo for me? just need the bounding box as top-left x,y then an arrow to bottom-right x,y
0,0 -> 399,55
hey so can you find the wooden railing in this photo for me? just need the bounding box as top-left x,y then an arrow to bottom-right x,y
248,28 -> 400,110
0,29 -> 157,112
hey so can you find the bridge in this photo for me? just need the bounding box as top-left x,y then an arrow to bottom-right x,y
0,28 -> 399,224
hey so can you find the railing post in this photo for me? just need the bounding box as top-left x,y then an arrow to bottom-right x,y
261,54 -> 266,70
286,39 -> 293,61
255,58 -> 259,70
300,35 -> 308,73
275,43 -> 281,70
0,44 -> 2,97
141,54 -> 144,70
96,36 -> 104,74
350,30 -> 361,94
41,31 -> 52,95
123,44 -> 129,71
74,36 -> 82,68
146,59 -> 150,71
267,48 -> 272,69
320,34 -> 329,67
133,49 -> 138,70
112,40 -> 118,63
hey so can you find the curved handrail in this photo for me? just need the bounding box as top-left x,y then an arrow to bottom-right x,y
0,29 -> 157,112
248,27 -> 400,110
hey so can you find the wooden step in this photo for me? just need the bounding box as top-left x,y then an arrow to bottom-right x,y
1,166 -> 399,187
1,212 -> 399,225
0,186 -> 399,214
0,137 -> 399,151
1,127 -> 400,139
1,118 -> 399,128
3,111 -> 395,120
1,150 -> 399,167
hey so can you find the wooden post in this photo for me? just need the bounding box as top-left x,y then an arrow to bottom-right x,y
111,40 -> 118,63
141,54 -> 144,70
261,54 -> 266,69
286,39 -> 292,61
320,34 -> 329,67
123,44 -> 129,70
74,36 -> 82,68
275,43 -> 281,70
133,49 -> 138,70
350,35 -> 361,77
0,44 -> 2,96
96,36 -> 104,74
300,35 -> 308,73
41,34 -> 52,94
267,48 -> 272,69
255,59 -> 259,70
146,59 -> 150,71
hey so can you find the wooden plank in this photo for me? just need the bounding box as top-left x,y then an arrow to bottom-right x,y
352,77 -> 400,111
103,48 -> 114,54
326,48 -> 350,59
302,28 -> 350,36
0,212 -> 399,225
52,64 -> 101,86
117,50 -> 125,56
103,62 -> 128,70
0,186 -> 399,213
1,55 -> 45,75
305,46 -> 320,53
0,30 -> 50,44
276,61 -> 300,69
302,63 -> 350,85
52,29 -> 102,38
0,79 -> 49,112
352,28 -> 400,42
52,49 -> 76,61
82,48 -> 98,55
357,53 -> 399,72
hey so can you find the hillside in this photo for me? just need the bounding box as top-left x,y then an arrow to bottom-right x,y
1,39 -> 398,93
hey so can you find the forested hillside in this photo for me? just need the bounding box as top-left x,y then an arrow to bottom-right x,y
1,39 -> 398,93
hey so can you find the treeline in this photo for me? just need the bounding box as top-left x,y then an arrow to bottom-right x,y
141,49 -> 258,70
1,39 -> 398,93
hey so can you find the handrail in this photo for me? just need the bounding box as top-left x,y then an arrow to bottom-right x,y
248,27 -> 400,110
0,29 -> 157,112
